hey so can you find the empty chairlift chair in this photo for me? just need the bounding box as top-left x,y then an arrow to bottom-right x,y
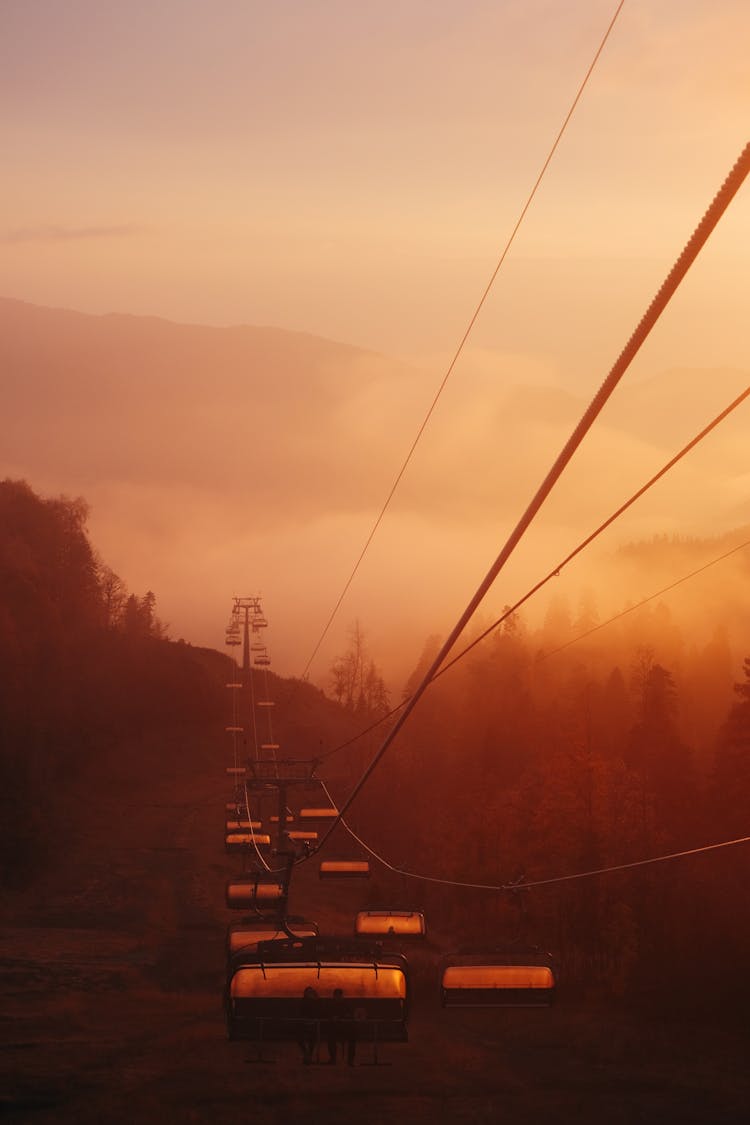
355,910 -> 426,939
319,859 -> 370,879
300,807 -> 339,820
440,949 -> 555,1008
227,917 -> 319,958
225,831 -> 271,854
226,937 -> 410,1061
225,819 -> 262,833
225,877 -> 288,913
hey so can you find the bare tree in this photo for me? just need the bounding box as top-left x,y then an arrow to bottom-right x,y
330,620 -> 389,714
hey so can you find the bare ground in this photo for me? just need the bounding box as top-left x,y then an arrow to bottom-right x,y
2,725 -> 749,1124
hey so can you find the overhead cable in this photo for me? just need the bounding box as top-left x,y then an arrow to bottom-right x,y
316,382 -> 750,763
538,537 -> 750,660
315,140 -> 750,840
437,388 -> 750,676
321,781 -> 750,891
318,779 -> 750,892
298,0 -> 627,682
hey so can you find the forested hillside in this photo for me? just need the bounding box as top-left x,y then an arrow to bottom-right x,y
4,475 -> 750,1012
0,478 -> 374,890
0,479 -> 234,885
351,582 -> 750,1011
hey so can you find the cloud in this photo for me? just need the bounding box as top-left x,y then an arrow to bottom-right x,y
3,298 -> 748,681
1,224 -> 145,245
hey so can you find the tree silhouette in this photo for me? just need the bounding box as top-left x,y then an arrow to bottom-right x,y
330,620 -> 389,715
712,656 -> 750,836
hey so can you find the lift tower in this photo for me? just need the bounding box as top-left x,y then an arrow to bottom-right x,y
226,596 -> 276,766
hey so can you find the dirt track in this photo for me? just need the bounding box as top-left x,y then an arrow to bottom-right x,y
2,725 -> 749,1124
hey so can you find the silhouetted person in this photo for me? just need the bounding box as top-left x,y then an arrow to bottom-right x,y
326,987 -> 356,1065
299,985 -> 319,1064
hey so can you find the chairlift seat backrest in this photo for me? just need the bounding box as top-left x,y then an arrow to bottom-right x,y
319,859 -> 370,878
226,958 -> 409,1043
225,880 -> 287,910
355,910 -> 426,937
227,920 -> 319,956
441,952 -> 555,1008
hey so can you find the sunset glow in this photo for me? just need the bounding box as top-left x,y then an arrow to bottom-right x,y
1,1 -> 748,688
3,6 -> 750,1110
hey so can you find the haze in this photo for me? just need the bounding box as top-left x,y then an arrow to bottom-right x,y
1,0 -> 748,686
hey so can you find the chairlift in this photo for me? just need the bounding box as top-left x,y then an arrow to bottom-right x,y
225,831 -> 271,851
270,814 -> 295,824
319,859 -> 370,879
287,830 -> 318,842
225,766 -> 247,776
257,701 -> 275,708
225,820 -> 262,832
225,726 -> 244,732
252,616 -> 268,629
254,656 -> 271,666
226,682 -> 243,688
261,743 -> 280,751
225,878 -> 287,911
225,832 -> 253,851
226,917 -> 319,957
300,807 -> 339,820
225,937 -> 409,1053
355,910 -> 426,938
440,949 -> 555,1008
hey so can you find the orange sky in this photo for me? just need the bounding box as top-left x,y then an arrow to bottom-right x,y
1,1 -> 748,686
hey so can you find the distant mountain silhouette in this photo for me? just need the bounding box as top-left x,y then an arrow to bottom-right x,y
2,296 -> 747,529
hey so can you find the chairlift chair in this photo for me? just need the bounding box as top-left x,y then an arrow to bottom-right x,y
355,910 -> 426,938
226,917 -> 319,957
225,819 -> 262,833
225,832 -> 271,853
319,859 -> 370,879
225,877 -> 288,911
440,948 -> 555,1008
225,936 -> 410,1055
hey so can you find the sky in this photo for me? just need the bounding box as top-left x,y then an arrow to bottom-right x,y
1,0 -> 749,688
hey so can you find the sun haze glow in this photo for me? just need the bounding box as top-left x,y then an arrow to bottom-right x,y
1,0 -> 748,686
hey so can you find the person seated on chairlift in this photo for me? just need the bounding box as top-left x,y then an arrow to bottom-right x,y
299,985 -> 320,1065
327,987 -> 356,1066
